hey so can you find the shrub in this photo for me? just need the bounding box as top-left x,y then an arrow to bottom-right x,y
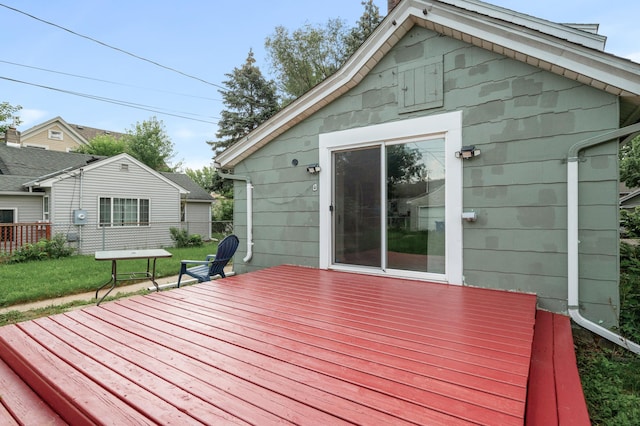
9,234 -> 75,263
620,242 -> 640,342
212,198 -> 233,221
620,208 -> 640,238
169,227 -> 203,248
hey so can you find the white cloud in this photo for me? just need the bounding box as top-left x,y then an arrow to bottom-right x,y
18,109 -> 48,128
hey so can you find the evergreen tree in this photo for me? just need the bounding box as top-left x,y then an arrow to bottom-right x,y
345,0 -> 383,53
210,50 -> 279,155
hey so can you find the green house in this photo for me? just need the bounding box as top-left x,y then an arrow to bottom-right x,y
215,0 -> 640,330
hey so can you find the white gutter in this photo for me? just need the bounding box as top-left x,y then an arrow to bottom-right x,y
567,123 -> 640,354
218,171 -> 253,263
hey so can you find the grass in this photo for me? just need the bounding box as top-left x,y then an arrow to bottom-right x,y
0,242 -> 220,308
574,242 -> 640,425
575,333 -> 640,425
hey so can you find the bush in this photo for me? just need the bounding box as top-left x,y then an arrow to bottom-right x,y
9,234 -> 75,263
169,227 -> 203,248
620,208 -> 640,238
620,242 -> 640,342
577,241 -> 640,424
212,198 -> 233,221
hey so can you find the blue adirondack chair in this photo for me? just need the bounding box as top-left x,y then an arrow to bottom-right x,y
177,234 -> 239,287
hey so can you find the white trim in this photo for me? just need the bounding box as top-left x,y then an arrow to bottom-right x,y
48,129 -> 64,141
319,111 -> 463,285
0,208 -> 17,223
21,116 -> 88,146
30,153 -> 188,194
23,143 -> 49,150
216,0 -> 640,169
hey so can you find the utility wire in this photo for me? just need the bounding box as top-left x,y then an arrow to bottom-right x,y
1,76 -> 220,124
0,3 -> 227,91
0,60 -> 221,101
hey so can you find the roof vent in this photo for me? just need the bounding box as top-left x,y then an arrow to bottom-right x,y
120,163 -> 129,171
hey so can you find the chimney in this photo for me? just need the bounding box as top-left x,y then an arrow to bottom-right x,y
388,0 -> 401,13
3,127 -> 20,145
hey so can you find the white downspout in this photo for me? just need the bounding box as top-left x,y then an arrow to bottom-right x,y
567,123 -> 640,354
218,171 -> 253,263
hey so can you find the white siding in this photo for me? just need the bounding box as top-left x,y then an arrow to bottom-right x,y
51,157 -> 182,254
184,202 -> 211,239
0,195 -> 45,222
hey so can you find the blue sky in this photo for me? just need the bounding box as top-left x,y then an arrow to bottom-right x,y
2,0 -> 639,171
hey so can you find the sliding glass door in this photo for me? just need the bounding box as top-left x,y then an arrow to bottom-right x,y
332,139 -> 445,274
319,112 -> 462,284
333,146 -> 381,267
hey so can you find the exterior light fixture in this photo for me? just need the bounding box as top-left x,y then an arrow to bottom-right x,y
455,145 -> 481,159
306,164 -> 321,174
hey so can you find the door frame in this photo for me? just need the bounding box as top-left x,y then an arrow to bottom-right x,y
318,111 -> 463,284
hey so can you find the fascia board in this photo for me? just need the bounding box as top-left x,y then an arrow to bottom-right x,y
427,3 -> 640,96
216,8 -> 413,168
33,153 -> 189,194
215,0 -> 640,168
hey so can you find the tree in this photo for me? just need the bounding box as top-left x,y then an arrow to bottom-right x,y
264,1 -> 382,102
185,165 -> 233,198
185,166 -> 216,192
345,1 -> 383,54
209,49 -> 279,155
0,101 -> 22,133
265,19 -> 349,101
620,135 -> 640,188
125,116 -> 176,171
74,134 -> 127,156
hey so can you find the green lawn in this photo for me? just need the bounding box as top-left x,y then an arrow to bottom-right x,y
0,242 -> 220,308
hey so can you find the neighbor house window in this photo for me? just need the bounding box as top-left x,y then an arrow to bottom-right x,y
48,130 -> 63,140
43,196 -> 50,221
99,197 -> 150,227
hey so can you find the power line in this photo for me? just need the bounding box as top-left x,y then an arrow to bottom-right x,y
1,76 -> 220,124
0,60 -> 221,101
0,3 -> 227,91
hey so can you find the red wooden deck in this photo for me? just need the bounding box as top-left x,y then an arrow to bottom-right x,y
0,265 -> 547,424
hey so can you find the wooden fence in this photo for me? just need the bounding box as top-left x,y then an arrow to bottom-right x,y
0,222 -> 51,255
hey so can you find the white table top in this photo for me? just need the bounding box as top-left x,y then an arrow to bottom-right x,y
94,249 -> 172,261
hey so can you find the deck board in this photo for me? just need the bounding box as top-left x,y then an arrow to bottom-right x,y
0,265 -> 538,425
0,358 -> 66,425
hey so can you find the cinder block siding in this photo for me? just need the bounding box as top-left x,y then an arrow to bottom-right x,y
233,26 -> 620,326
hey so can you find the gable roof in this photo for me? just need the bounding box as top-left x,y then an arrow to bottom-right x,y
161,172 -> 215,202
0,145 -> 192,196
215,0 -> 640,169
0,143 -> 103,178
68,122 -> 125,142
20,116 -> 124,146
620,188 -> 640,205
0,175 -> 43,193
28,153 -> 188,194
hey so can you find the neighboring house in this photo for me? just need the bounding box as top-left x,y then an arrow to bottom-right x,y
620,189 -> 640,210
17,116 -> 124,152
161,171 -> 215,239
0,143 -> 213,254
215,0 -> 640,329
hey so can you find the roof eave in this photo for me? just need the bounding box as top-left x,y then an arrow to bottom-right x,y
215,0 -> 640,169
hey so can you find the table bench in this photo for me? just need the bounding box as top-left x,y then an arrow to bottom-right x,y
94,249 -> 172,306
